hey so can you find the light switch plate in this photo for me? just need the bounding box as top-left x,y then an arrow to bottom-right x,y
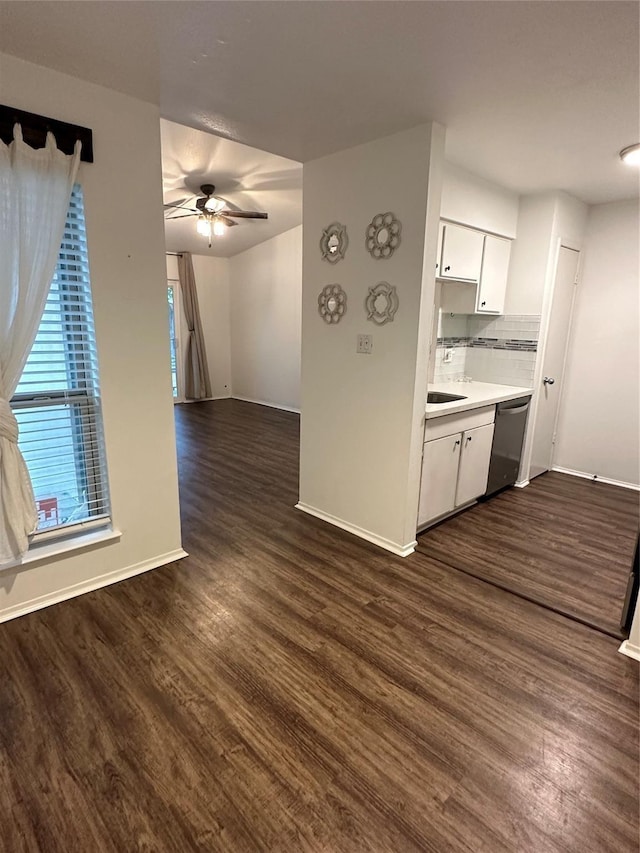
357,334 -> 373,354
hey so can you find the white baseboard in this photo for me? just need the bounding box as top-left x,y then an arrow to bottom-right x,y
618,639 -> 640,662
176,395 -> 231,405
551,466 -> 640,492
295,502 -> 416,557
233,396 -> 300,415
0,548 -> 189,624
514,479 -> 530,488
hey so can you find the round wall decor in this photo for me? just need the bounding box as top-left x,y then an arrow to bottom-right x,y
366,212 -> 401,259
320,222 -> 349,263
365,281 -> 399,325
318,283 -> 347,324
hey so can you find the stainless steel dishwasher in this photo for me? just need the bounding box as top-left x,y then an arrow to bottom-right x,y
484,396 -> 531,496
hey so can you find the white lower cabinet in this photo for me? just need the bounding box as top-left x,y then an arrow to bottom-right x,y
418,408 -> 495,528
418,434 -> 461,527
454,424 -> 495,506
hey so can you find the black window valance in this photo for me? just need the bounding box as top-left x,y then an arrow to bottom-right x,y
0,104 -> 93,162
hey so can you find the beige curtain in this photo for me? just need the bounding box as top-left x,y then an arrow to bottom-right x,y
177,252 -> 212,400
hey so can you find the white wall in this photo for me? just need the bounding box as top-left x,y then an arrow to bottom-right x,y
554,199 -> 640,486
440,161 -> 519,238
166,254 -> 232,400
504,194 -> 557,316
299,124 -> 445,555
552,191 -> 589,253
0,53 -> 184,620
229,226 -> 302,411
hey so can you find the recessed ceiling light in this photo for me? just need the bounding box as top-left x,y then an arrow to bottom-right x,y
619,143 -> 640,166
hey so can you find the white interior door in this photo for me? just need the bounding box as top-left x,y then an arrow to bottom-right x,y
530,247 -> 580,478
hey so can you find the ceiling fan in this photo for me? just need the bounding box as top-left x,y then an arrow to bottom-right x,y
164,183 -> 268,246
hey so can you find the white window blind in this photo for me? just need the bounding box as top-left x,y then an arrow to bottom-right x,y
11,185 -> 110,537
167,283 -> 178,398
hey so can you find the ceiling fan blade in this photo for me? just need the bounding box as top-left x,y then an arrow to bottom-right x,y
218,215 -> 238,227
164,212 -> 198,220
219,210 -> 268,219
213,195 -> 239,211
164,198 -> 192,210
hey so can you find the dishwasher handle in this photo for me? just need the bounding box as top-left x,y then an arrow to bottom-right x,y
497,403 -> 530,416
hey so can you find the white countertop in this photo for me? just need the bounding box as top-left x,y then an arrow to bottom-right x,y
426,381 -> 533,418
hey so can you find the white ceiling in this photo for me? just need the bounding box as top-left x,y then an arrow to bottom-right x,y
161,120 -> 302,257
1,1 -> 638,214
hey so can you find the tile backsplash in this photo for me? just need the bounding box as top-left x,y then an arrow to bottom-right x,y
434,313 -> 540,386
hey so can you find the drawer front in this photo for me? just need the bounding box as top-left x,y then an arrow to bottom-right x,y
425,405 -> 495,442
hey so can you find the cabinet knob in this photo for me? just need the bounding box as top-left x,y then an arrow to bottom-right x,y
481,301 -> 486,307
543,376 -> 555,385
444,265 -> 451,272
466,435 -> 472,442
454,439 -> 460,448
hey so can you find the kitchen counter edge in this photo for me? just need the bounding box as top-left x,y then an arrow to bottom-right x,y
425,383 -> 534,419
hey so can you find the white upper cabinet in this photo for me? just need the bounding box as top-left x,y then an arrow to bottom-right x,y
477,235 -> 511,314
439,223 -> 485,282
438,221 -> 512,315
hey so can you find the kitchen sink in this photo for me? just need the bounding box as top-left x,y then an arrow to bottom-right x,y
427,392 -> 467,404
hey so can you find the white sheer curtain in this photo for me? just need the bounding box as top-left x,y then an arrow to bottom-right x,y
0,125 -> 81,564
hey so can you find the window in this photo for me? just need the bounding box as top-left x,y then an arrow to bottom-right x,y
10,185 -> 110,537
167,283 -> 178,399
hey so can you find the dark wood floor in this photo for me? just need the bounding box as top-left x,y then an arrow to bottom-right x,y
418,471 -> 639,637
0,399 -> 637,852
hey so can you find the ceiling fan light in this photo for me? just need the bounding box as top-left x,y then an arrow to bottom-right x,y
212,219 -> 226,237
197,215 -> 212,237
619,143 -> 640,166
204,196 -> 225,212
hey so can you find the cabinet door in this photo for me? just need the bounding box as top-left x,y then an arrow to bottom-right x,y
477,235 -> 511,313
436,221 -> 445,274
418,434 -> 461,526
455,423 -> 495,507
440,224 -> 485,282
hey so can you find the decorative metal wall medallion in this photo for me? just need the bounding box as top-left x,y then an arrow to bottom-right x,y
365,281 -> 399,325
320,222 -> 348,263
318,283 -> 347,324
365,212 -> 401,259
